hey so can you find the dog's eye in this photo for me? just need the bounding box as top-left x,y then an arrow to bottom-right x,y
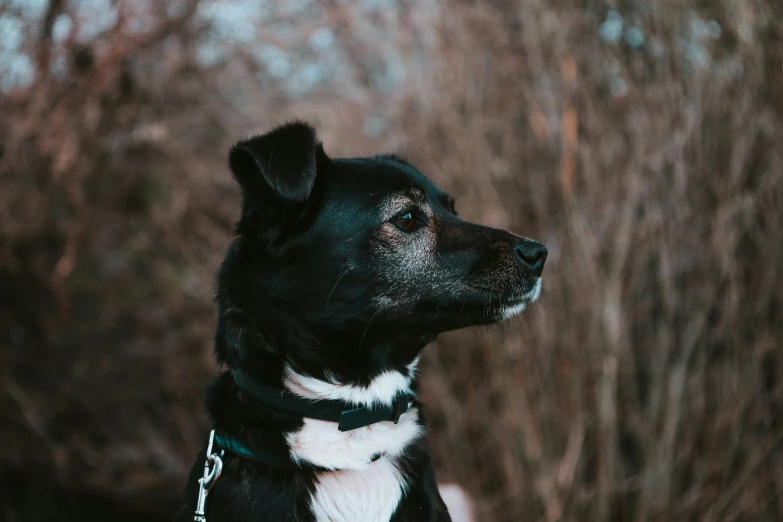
394,212 -> 417,231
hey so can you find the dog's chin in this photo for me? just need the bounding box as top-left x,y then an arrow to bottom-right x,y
496,278 -> 542,320
389,278 -> 543,331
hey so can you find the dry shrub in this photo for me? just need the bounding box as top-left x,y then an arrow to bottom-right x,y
1,1 -> 227,517
1,1 -> 781,521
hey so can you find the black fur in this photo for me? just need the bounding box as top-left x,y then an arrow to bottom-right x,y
174,122 -> 547,522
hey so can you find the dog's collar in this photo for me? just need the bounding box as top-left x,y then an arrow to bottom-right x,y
212,430 -> 388,470
230,369 -> 415,432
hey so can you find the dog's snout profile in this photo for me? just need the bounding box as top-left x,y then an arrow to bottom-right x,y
514,239 -> 548,276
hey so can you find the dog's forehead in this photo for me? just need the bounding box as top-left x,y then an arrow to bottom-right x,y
327,157 -> 446,209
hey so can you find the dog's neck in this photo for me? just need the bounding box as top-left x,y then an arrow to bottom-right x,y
206,367 -> 423,471
208,327 -> 429,471
221,308 -> 432,389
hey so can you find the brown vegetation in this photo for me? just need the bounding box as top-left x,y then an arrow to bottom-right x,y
1,1 -> 782,521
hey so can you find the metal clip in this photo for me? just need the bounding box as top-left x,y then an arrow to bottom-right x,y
194,430 -> 223,522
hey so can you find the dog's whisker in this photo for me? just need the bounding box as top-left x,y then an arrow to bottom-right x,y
358,309 -> 381,351
338,302 -> 375,320
326,268 -> 351,310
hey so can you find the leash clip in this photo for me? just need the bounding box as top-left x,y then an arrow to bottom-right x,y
194,430 -> 223,522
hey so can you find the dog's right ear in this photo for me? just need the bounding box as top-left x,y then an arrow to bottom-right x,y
229,122 -> 328,235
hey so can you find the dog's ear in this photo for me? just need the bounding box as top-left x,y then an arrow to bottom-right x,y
229,121 -> 329,238
229,121 -> 325,204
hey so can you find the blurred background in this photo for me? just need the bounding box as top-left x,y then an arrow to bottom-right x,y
1,0 -> 782,520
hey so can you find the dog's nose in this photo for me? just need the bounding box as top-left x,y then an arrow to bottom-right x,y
514,239 -> 548,277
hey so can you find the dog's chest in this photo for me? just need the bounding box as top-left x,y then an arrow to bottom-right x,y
309,458 -> 407,522
286,409 -> 420,521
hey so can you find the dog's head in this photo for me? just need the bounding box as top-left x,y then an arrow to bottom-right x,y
216,122 -> 546,375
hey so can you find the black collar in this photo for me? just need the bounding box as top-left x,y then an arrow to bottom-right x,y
231,369 -> 415,432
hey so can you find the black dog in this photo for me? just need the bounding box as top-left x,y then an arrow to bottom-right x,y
174,122 -> 547,522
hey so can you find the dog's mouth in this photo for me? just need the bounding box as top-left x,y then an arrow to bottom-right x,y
424,278 -> 542,323
496,278 -> 542,319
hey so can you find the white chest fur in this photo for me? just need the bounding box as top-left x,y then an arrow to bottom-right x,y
286,408 -> 422,470
282,365 -> 422,520
310,457 -> 408,522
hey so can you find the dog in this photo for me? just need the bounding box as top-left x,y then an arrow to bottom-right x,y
174,122 -> 547,522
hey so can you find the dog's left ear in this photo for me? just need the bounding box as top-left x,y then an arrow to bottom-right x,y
229,121 -> 326,205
